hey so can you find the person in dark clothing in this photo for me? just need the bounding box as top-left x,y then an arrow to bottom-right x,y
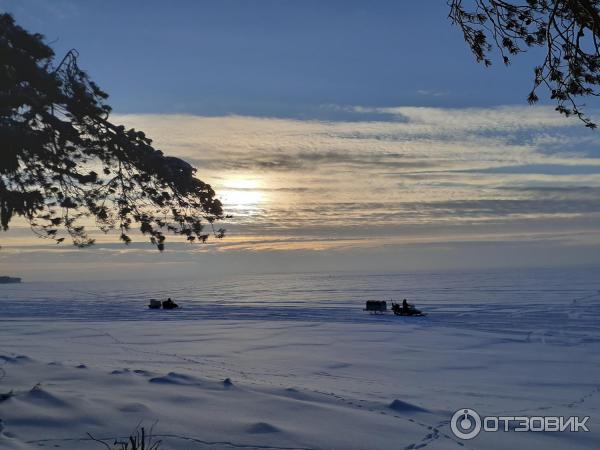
402,299 -> 410,313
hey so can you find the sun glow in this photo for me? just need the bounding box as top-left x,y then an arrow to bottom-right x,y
220,178 -> 264,207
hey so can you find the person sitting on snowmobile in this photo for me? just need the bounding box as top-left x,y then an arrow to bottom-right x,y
402,299 -> 410,313
162,297 -> 179,309
391,299 -> 425,316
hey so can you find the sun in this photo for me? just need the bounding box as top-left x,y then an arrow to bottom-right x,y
220,178 -> 264,207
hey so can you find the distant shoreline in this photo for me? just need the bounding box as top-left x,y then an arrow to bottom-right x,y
0,276 -> 21,284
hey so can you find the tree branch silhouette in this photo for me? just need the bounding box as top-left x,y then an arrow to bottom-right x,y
449,0 -> 600,128
0,14 -> 225,250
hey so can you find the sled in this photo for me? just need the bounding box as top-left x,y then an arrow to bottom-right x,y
364,300 -> 387,313
148,299 -> 162,309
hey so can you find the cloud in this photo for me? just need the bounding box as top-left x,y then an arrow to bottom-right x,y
349,105 -> 579,133
416,89 -> 448,97
456,164 -> 600,175
3,105 -> 600,278
191,150 -> 438,172
109,107 -> 600,242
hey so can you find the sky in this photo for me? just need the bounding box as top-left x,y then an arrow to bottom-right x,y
1,0 -> 600,280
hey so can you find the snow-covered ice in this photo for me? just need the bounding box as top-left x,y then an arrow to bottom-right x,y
0,268 -> 599,449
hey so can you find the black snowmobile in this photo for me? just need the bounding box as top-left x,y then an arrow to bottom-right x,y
391,301 -> 427,317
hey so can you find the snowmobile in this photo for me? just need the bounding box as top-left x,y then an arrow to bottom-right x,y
391,302 -> 427,317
